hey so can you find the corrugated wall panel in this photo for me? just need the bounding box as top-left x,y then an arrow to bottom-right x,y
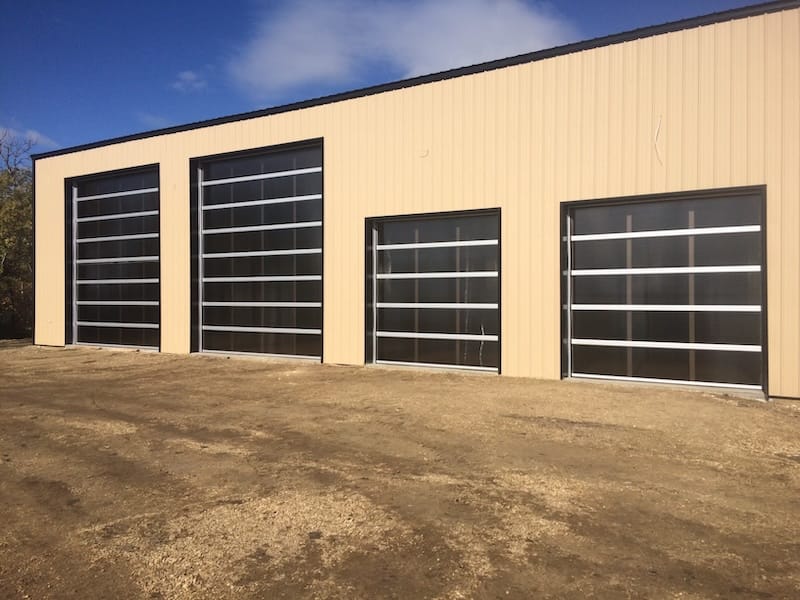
715,22 -> 733,187
665,30 -> 684,191
34,7 -> 800,396
764,12 -> 785,392
780,9 -> 800,396
681,28 -> 700,191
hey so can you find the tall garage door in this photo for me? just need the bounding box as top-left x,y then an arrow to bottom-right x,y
368,211 -> 499,372
564,191 -> 765,390
197,143 -> 323,358
71,168 -> 160,349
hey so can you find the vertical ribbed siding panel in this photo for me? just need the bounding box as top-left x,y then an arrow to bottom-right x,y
159,155 -> 189,353
606,43 -> 624,197
540,57 -> 558,378
780,9 -> 800,396
697,26 -> 716,192
322,102 -> 341,363
650,34 -> 668,193
343,99 -> 360,363
747,16 -> 766,184
547,55 -> 570,377
635,38 -> 653,194
764,12 -> 783,392
565,53 -> 581,202
473,72 -> 488,209
579,49 -> 596,200
621,41 -> 638,197
665,30 -> 685,191
715,22 -> 733,187
520,64 -> 537,377
729,18 -> 749,188
33,168 -> 65,345
593,47 -> 610,198
681,28 -> 700,191
502,65 -> 521,375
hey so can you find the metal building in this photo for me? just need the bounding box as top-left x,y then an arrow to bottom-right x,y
32,1 -> 800,398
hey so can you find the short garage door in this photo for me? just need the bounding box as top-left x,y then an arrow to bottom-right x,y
368,210 -> 500,372
565,191 -> 764,390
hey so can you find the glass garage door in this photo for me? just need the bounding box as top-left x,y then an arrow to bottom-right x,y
565,192 -> 764,390
197,144 -> 322,358
72,169 -> 160,349
369,211 -> 499,372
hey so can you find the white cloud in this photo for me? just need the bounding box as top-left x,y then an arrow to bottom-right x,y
136,112 -> 171,129
171,70 -> 207,92
229,0 -> 578,99
0,126 -> 59,150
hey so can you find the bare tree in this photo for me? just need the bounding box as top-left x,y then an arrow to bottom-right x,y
0,130 -> 34,338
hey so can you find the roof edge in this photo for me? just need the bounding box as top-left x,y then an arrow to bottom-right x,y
32,0 -> 800,161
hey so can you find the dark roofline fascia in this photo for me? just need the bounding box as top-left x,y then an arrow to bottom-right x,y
31,0 -> 800,161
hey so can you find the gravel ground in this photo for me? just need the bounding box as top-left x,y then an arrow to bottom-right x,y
0,340 -> 798,599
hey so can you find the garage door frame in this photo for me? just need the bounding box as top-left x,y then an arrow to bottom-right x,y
189,138 -> 324,360
64,164 -> 161,351
365,208 -> 502,372
560,186 -> 768,394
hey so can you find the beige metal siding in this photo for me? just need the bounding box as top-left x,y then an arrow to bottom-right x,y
35,8 -> 800,396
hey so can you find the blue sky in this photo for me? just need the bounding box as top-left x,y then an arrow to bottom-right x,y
1,0 -> 760,154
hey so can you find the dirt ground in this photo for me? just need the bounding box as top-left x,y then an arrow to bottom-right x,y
0,340 -> 798,599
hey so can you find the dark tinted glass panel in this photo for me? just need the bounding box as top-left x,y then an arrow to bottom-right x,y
378,308 -> 497,336
202,331 -> 321,356
378,245 -> 497,274
379,215 -> 498,244
694,350 -> 761,386
78,262 -> 159,280
572,204 -> 630,236
77,305 -> 158,324
693,273 -> 761,305
203,172 -> 322,206
204,307 -> 321,329
77,325 -> 158,348
378,277 -> 498,304
573,310 -> 761,345
573,273 -> 761,305
205,146 -> 321,180
203,254 -> 321,278
203,227 -> 322,254
77,238 -> 159,260
694,232 -> 761,266
692,195 -> 761,228
572,194 -> 761,235
694,312 -> 761,345
204,281 -> 321,303
77,282 -> 159,303
572,345 -> 628,376
630,238 -> 689,268
631,348 -> 691,380
78,214 -> 159,238
377,337 -> 498,369
572,276 -> 629,304
572,311 -> 629,340
77,192 -> 159,218
572,239 -> 627,269
77,171 -> 158,197
203,201 -> 321,229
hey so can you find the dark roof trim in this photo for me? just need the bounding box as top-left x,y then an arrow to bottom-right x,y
32,0 -> 800,161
